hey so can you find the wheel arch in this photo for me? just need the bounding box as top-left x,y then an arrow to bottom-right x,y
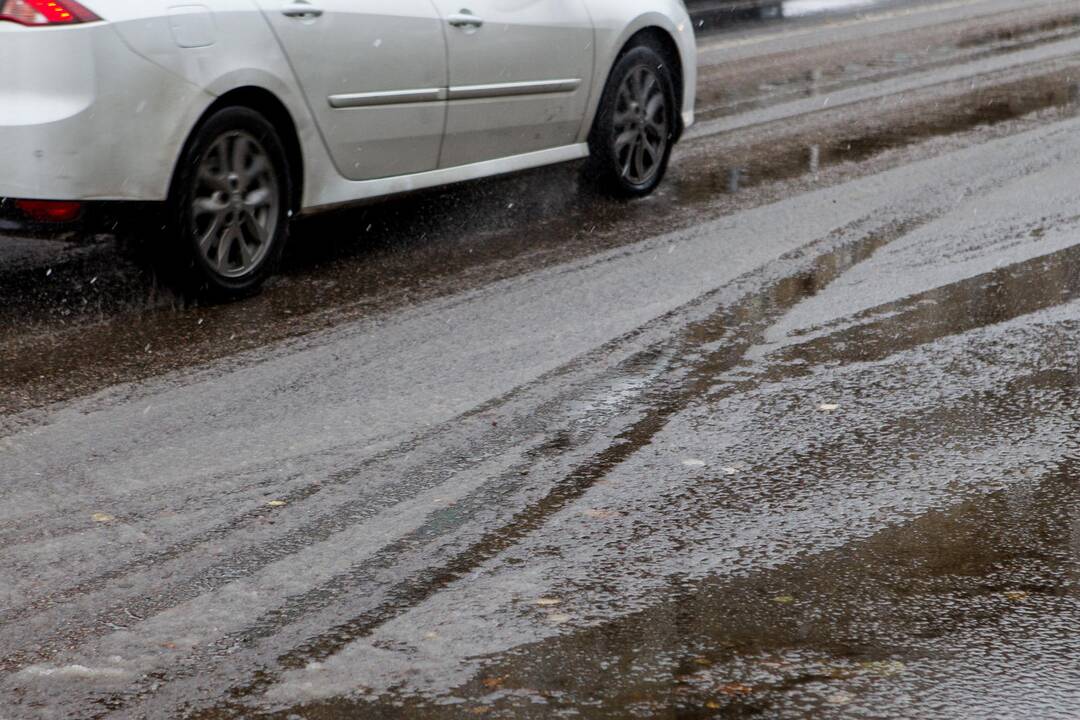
171,86 -> 305,214
618,27 -> 685,136
582,16 -> 692,144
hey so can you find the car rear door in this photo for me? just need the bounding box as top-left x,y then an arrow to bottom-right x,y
428,0 -> 594,168
254,0 -> 448,181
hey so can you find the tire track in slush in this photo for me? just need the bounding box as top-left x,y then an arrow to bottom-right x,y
189,225 -> 1080,717
169,218 -> 914,719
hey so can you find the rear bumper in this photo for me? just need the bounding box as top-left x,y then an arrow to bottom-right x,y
0,22 -> 207,203
0,197 -> 151,237
0,198 -> 82,237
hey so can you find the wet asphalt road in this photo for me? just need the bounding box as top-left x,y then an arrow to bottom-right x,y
4,0 -> 1080,717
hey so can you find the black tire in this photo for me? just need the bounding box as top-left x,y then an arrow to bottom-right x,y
160,106 -> 292,298
586,44 -> 678,197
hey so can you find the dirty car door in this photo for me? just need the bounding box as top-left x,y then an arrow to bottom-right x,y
254,0 -> 448,180
430,0 -> 594,168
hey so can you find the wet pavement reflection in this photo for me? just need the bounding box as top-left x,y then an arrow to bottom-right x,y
4,1 -> 1080,717
306,467 -> 1078,719
234,190 -> 1080,720
172,149 -> 1080,716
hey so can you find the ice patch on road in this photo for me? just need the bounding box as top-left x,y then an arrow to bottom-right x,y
19,662 -> 132,680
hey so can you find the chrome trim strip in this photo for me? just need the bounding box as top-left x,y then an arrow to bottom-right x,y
328,88 -> 446,109
447,78 -> 582,101
329,79 -> 582,108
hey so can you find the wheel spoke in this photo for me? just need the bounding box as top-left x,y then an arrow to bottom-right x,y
236,228 -> 256,266
614,129 -> 638,154
243,187 -> 272,212
194,195 -> 227,217
229,134 -> 251,175
215,226 -> 234,270
241,208 -> 266,245
633,138 -> 648,180
641,135 -> 659,166
646,94 -> 665,124
639,72 -> 657,104
627,69 -> 640,101
620,143 -> 635,178
198,212 -> 225,256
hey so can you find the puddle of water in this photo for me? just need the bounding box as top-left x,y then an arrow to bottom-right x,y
323,463 -> 1077,720
696,9 -> 1080,122
763,241 -> 1080,379
676,69 -> 1080,206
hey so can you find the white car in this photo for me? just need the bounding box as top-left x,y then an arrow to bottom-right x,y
0,0 -> 696,295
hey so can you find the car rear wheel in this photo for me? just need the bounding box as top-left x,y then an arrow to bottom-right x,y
587,44 -> 677,197
164,106 -> 291,298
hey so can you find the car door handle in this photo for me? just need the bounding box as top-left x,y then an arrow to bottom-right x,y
282,1 -> 323,19
448,10 -> 483,29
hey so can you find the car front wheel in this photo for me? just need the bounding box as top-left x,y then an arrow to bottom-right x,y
587,44 -> 678,197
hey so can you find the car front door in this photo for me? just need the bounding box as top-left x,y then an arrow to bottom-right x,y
429,0 -> 595,168
254,0 -> 448,181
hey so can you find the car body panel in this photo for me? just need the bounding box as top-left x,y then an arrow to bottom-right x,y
0,0 -> 696,213
0,21 -> 209,201
253,0 -> 450,181
430,0 -> 596,168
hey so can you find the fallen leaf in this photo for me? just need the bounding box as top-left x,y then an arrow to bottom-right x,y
468,707 -> 492,716
91,513 -> 114,524
693,656 -> 711,666
826,691 -> 854,705
481,676 -> 506,689
772,595 -> 796,605
266,500 -> 288,508
706,701 -> 722,709
1004,590 -> 1029,602
535,597 -> 562,607
859,660 -> 906,677
718,682 -> 754,696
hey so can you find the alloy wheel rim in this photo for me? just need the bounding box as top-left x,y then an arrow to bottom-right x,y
192,131 -> 280,279
612,65 -> 669,186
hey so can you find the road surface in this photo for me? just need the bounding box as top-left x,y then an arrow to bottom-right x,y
2,0 -> 1079,717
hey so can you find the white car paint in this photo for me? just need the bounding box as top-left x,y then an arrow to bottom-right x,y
0,0 -> 696,213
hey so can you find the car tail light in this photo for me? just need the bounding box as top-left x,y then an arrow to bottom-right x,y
15,200 -> 85,222
0,0 -> 100,25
